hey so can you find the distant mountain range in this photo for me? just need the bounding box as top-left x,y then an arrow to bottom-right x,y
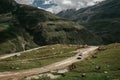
57,0 -> 120,44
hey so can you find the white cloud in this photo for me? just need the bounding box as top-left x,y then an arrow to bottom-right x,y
15,0 -> 34,5
44,0 -> 53,4
62,0 -> 72,5
52,0 -> 105,13
15,0 -> 105,13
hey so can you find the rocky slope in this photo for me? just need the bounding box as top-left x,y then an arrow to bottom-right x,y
57,0 -> 120,44
0,0 -> 101,54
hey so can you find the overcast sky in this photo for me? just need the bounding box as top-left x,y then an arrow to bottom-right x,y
15,0 -> 104,13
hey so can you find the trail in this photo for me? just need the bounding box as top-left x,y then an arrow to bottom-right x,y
0,46 -> 46,60
0,46 -> 98,80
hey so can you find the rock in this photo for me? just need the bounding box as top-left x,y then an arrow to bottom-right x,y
16,67 -> 20,70
92,55 -> 97,58
91,62 -> 95,65
10,67 -> 15,69
104,71 -> 108,74
98,46 -> 106,51
95,66 -> 101,70
52,48 -> 55,50
81,73 -> 86,77
16,53 -> 21,57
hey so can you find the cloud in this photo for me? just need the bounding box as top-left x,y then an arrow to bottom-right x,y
15,0 -> 34,5
48,0 -> 105,13
15,0 -> 105,13
62,0 -> 72,5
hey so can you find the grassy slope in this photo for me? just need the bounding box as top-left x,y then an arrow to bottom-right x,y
0,14 -> 38,54
34,43 -> 120,80
0,0 -> 103,54
83,19 -> 120,44
0,44 -> 79,72
57,0 -> 120,44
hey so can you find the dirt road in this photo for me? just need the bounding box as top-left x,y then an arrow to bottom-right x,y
0,46 -> 98,80
0,46 -> 46,60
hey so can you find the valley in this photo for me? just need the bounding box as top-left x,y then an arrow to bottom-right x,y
29,43 -> 120,80
0,45 -> 98,80
0,0 -> 101,54
0,0 -> 120,80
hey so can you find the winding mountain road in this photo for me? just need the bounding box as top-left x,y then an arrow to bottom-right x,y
0,46 -> 98,80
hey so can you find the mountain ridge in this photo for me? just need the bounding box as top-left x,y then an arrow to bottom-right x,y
57,0 -> 120,44
0,0 -> 102,54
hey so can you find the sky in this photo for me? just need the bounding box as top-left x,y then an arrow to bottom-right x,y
15,0 -> 104,13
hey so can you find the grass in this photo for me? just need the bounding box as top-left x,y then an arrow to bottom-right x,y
0,44 -> 79,72
0,23 -> 10,31
84,19 -> 120,44
0,2 -> 101,55
32,43 -> 120,80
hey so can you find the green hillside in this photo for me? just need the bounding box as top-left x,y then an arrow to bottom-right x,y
57,0 -> 120,44
33,43 -> 120,80
57,0 -> 120,22
83,19 -> 120,44
0,0 -> 101,54
0,44 -> 79,72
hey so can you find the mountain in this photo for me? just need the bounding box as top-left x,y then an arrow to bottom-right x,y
57,0 -> 120,44
0,0 -> 102,54
57,0 -> 120,22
